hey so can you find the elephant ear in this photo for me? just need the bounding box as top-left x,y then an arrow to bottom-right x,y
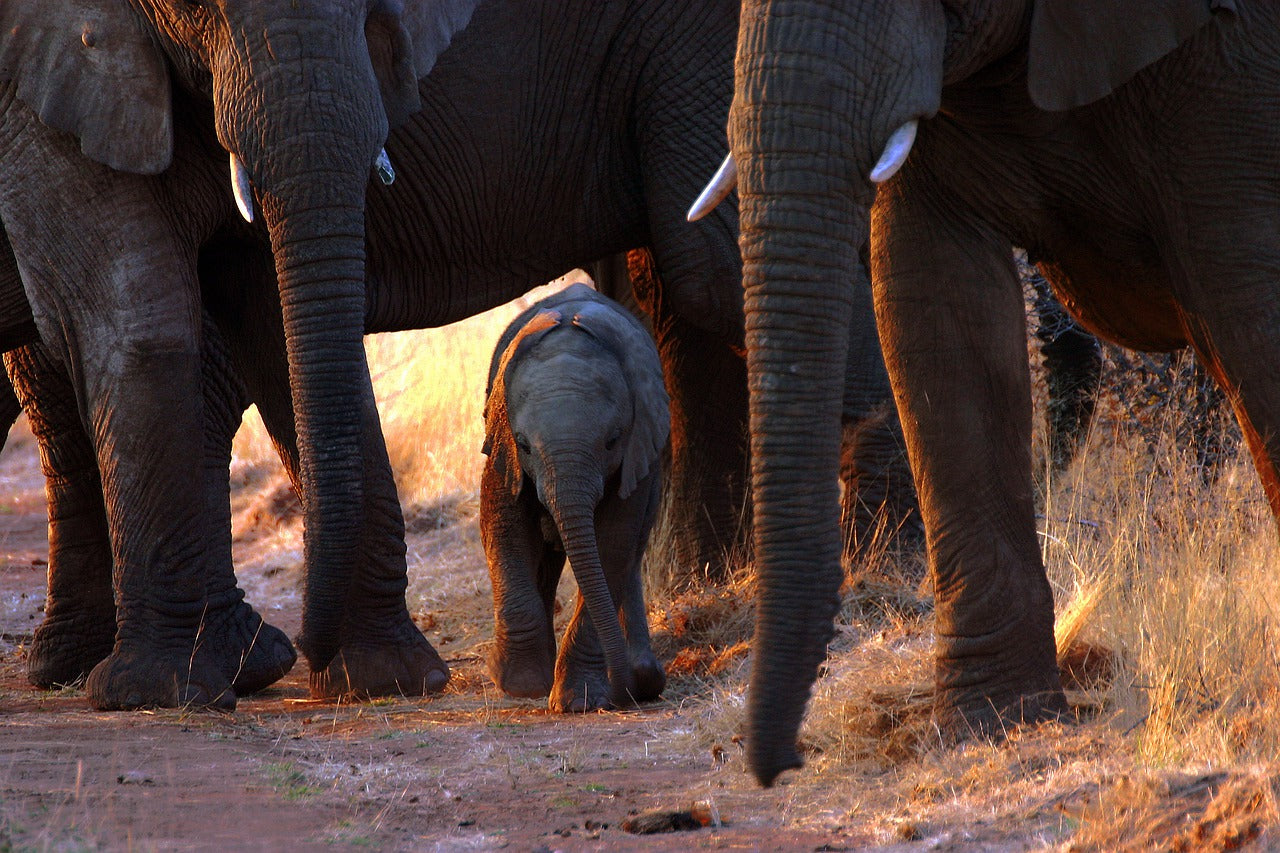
0,0 -> 172,174
570,298 -> 670,501
1028,0 -> 1236,111
369,0 -> 482,128
400,0 -> 483,78
483,308 -> 563,499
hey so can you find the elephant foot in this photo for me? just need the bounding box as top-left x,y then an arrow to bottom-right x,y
309,617 -> 449,699
631,650 -> 666,703
203,601 -> 296,695
933,669 -> 1068,740
487,633 -> 555,699
27,607 -> 116,688
550,663 -> 611,713
86,644 -> 236,711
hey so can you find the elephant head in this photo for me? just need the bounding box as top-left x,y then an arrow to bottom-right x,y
690,0 -> 1236,785
484,284 -> 669,707
0,0 -> 479,671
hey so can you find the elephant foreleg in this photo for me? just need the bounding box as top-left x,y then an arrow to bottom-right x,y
872,181 -> 1066,735
6,343 -> 116,687
480,474 -> 558,699
553,473 -> 664,710
204,243 -> 446,699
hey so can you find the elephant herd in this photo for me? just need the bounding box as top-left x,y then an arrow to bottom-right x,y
0,0 -> 1274,791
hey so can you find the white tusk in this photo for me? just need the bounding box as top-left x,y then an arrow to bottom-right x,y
869,120 -> 918,183
686,153 -> 737,222
374,148 -> 396,186
229,152 -> 254,223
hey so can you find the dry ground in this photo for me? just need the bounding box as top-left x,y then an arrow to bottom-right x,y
0,282 -> 1276,850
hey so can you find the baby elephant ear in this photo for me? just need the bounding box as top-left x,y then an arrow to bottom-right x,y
483,308 -> 562,498
1028,0 -> 1235,111
571,300 -> 670,500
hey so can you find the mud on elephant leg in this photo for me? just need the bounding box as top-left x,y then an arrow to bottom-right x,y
5,344 -> 116,687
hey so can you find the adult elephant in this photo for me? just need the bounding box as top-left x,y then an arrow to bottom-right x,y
0,0 -> 480,708
691,0 -> 1262,784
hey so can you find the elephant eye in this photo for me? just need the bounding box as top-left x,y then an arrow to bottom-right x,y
515,434 -> 531,453
605,434 -> 621,451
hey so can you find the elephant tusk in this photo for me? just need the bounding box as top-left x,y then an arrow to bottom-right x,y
869,120 -> 918,183
229,152 -> 254,223
686,153 -> 737,222
374,148 -> 396,186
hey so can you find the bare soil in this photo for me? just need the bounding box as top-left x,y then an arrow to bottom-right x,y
1,420 -> 1278,852
0,424 -> 852,851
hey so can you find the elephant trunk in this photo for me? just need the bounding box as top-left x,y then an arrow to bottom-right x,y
218,45 -> 389,670
544,474 -> 636,707
730,0 -> 945,787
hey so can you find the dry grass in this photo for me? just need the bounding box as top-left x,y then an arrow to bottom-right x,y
222,271 -> 1280,848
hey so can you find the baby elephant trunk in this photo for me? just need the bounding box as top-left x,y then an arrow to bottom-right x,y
544,478 -> 636,708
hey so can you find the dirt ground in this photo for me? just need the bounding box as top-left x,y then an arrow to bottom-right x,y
0,421 -> 875,852
1,416 -> 1278,852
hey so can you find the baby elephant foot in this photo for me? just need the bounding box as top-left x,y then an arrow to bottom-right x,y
204,602 -> 297,695
309,617 -> 449,699
550,665 -> 611,713
86,644 -> 236,711
487,633 -> 555,699
27,607 -> 116,688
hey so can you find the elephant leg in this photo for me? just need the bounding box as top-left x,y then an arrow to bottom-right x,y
480,473 -> 558,698
1029,273 -> 1102,470
5,344 -> 116,687
551,475 -> 664,711
203,242 -> 446,699
872,186 -> 1066,734
0,372 -> 23,453
1172,259 -> 1280,519
190,307 -> 295,695
840,255 -> 922,565
620,250 -> 750,585
1,103 -> 232,711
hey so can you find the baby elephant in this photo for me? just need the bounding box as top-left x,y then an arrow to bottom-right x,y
482,283 -> 668,712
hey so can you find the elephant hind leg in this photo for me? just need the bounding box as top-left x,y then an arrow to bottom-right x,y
5,343 -> 116,688
1175,274 -> 1280,521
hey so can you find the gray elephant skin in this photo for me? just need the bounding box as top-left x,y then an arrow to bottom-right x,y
482,284 -> 667,712
0,0 -> 805,709
0,0 -> 483,709
691,0 -> 1275,785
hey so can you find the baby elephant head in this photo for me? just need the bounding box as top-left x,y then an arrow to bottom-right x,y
484,284 -> 669,506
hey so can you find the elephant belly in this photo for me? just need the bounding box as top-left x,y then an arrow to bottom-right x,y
1032,247 -> 1188,353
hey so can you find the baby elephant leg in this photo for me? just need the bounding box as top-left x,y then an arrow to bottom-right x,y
482,473 -> 559,698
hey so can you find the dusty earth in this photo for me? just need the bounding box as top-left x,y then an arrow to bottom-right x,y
1,412 -> 1278,852
0,420 -> 871,852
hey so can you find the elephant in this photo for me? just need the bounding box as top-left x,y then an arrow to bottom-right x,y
0,0 -> 482,708
481,283 -> 668,712
689,0 -> 1269,784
